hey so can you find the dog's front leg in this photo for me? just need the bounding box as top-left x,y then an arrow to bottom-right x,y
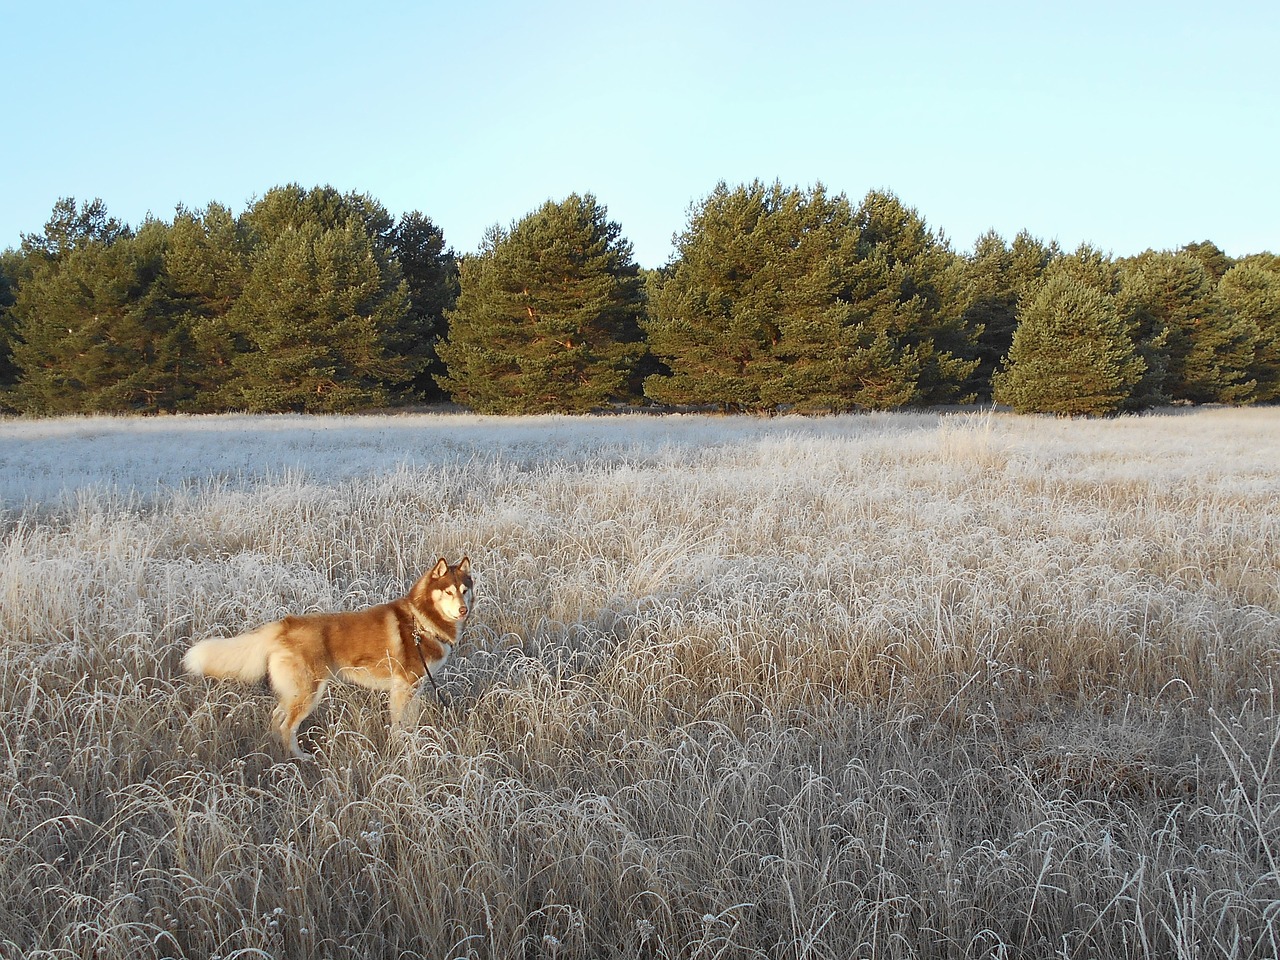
388,680 -> 417,726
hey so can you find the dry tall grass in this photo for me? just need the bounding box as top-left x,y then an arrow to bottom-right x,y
0,408 -> 1277,959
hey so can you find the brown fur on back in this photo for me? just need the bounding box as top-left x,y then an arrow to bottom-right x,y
184,556 -> 473,757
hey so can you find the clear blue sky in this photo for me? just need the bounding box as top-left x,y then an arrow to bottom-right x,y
4,0 -> 1276,267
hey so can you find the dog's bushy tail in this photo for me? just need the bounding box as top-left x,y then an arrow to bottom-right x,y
182,624 -> 282,683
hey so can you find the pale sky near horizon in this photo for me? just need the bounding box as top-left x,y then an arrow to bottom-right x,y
4,0 -> 1276,268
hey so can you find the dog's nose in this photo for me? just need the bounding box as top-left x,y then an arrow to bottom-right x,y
458,605 -> 469,618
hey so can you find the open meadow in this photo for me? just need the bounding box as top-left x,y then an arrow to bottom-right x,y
0,407 -> 1278,959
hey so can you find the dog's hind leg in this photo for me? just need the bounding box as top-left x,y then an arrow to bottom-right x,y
268,653 -> 326,759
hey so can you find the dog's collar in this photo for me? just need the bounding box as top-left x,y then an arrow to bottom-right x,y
409,608 -> 459,647
416,627 -> 453,649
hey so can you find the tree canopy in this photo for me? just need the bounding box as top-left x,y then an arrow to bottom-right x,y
2,187 -> 454,414
958,230 -> 1057,401
223,216 -> 409,412
436,194 -> 646,414
1121,251 -> 1255,405
9,221 -> 193,413
994,272 -> 1145,416
1218,262 -> 1280,403
1,184 -> 1276,417
392,212 -> 459,401
643,182 -> 978,411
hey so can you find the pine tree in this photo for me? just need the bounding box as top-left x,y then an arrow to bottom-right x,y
1122,251 -> 1254,404
645,184 -> 975,412
644,181 -> 856,411
644,182 -> 786,410
1052,243 -> 1121,295
9,221 -> 196,413
166,203 -> 249,318
1180,240 -> 1234,281
993,273 -> 1144,416
20,197 -> 130,262
239,184 -> 396,252
1238,253 -> 1280,273
1009,231 -> 1062,286
841,190 -> 977,408
0,249 -> 21,398
7,197 -> 136,409
958,230 -> 1055,400
164,203 -> 251,410
215,185 -> 413,412
436,194 -> 645,414
1218,262 -> 1280,402
1116,256 -> 1174,409
223,218 -> 409,412
391,212 -> 459,402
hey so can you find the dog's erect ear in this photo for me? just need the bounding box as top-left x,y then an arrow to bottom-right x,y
431,557 -> 449,578
457,556 -> 471,577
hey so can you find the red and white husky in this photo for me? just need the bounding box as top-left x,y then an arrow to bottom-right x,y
183,557 -> 472,758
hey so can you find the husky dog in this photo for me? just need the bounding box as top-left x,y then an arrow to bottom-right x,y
183,557 -> 472,758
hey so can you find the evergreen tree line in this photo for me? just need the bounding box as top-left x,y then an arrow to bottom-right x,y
0,188 -> 458,414
1,183 -> 1276,417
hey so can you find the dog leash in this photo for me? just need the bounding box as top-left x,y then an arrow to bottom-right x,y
410,608 -> 462,699
413,632 -> 443,696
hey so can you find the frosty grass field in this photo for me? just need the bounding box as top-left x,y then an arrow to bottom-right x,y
0,407 -> 1278,959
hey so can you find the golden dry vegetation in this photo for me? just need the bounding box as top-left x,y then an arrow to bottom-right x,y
1,408 -> 1277,959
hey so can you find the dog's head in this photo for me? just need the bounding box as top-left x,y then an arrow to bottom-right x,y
427,556 -> 473,622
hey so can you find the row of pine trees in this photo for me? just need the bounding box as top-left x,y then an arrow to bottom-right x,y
1,183 -> 1276,417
